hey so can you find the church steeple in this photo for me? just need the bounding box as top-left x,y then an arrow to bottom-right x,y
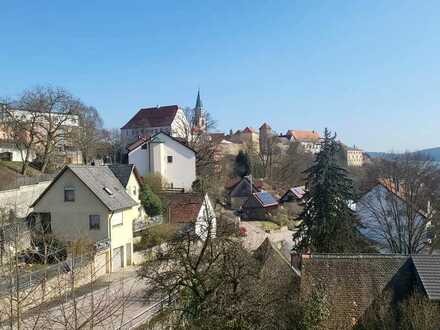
195,89 -> 203,110
193,89 -> 207,132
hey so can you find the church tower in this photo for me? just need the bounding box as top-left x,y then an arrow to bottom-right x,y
193,89 -> 207,132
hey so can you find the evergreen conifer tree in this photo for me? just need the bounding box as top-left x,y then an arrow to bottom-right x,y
293,128 -> 366,253
234,150 -> 251,178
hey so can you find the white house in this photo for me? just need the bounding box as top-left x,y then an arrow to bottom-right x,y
120,105 -> 189,149
0,142 -> 36,162
30,165 -> 143,272
164,193 -> 216,240
285,130 -> 321,154
127,132 -> 196,192
356,179 -> 431,253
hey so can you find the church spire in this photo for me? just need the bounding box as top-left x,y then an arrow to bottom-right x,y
193,89 -> 207,132
195,89 -> 203,110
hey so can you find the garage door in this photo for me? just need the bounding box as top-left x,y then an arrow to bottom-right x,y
112,246 -> 124,271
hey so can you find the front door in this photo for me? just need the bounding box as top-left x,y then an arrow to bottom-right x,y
125,243 -> 132,266
112,246 -> 124,271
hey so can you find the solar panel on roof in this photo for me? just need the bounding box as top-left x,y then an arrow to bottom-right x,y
256,192 -> 278,206
291,187 -> 305,198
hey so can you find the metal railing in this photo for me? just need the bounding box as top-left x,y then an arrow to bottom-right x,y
0,253 -> 92,296
118,294 -> 176,329
95,238 -> 111,252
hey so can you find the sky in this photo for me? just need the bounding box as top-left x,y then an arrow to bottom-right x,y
1,1 -> 440,152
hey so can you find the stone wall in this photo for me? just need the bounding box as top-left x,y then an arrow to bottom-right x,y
0,181 -> 50,218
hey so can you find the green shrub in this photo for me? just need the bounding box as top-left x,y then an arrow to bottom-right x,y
136,224 -> 178,250
141,183 -> 163,216
143,173 -> 164,195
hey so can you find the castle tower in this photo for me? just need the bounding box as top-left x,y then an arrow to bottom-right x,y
259,123 -> 272,154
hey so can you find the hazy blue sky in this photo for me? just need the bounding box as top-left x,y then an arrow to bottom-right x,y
2,1 -> 440,151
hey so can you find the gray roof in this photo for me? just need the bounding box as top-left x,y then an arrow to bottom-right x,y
412,255 -> 440,300
32,165 -> 137,212
108,164 -> 134,188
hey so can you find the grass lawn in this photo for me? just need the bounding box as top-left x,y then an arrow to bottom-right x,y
254,221 -> 280,232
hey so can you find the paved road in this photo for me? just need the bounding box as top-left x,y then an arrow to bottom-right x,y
9,267 -> 160,330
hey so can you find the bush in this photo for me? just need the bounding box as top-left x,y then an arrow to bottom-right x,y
143,173 -> 164,195
136,224 -> 178,250
141,183 -> 163,217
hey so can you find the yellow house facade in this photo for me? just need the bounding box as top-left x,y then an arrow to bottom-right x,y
31,165 -> 143,272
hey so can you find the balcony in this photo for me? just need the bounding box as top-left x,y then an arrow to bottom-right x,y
95,238 -> 111,252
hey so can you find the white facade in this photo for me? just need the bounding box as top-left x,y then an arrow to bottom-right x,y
128,132 -> 196,191
347,148 -> 364,167
0,144 -> 36,162
300,141 -> 321,154
195,194 -> 217,240
121,108 -> 189,149
356,184 -> 429,253
1,108 -> 79,127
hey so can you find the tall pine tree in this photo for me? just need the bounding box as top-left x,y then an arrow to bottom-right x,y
234,150 -> 251,178
293,128 -> 366,253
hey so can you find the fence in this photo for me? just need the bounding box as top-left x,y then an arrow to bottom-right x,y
0,253 -> 93,296
133,216 -> 163,233
118,294 -> 177,330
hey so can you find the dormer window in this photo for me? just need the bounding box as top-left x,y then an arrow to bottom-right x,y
103,187 -> 113,195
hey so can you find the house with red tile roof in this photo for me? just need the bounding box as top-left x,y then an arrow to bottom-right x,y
228,127 -> 260,152
162,193 -> 216,240
285,129 -> 321,154
121,105 -> 189,149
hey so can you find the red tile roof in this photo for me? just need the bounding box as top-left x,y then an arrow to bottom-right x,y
209,133 -> 226,144
286,130 -> 320,142
163,193 -> 204,224
126,135 -> 150,152
243,127 -> 256,133
121,105 -> 179,129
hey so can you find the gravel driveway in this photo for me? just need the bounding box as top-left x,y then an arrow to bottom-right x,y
240,221 -> 294,255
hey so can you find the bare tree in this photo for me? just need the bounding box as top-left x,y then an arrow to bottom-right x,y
71,102 -> 103,164
18,86 -> 79,173
270,141 -> 313,189
174,107 -> 219,177
0,211 -> 49,330
28,241 -> 133,329
101,128 -> 123,163
139,198 -> 300,329
357,153 -> 440,254
1,101 -> 41,175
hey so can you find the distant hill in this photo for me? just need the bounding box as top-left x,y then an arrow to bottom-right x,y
417,147 -> 440,161
367,147 -> 440,161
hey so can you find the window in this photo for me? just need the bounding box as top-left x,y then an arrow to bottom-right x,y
133,186 -> 137,197
167,156 -> 173,163
103,187 -> 113,195
64,187 -> 75,202
89,215 -> 100,230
